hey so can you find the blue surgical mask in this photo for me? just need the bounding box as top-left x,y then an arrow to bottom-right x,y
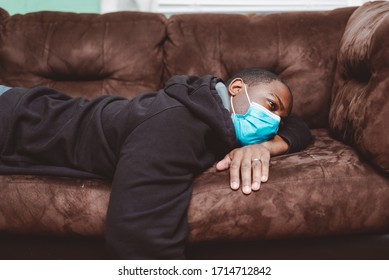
231,84 -> 281,146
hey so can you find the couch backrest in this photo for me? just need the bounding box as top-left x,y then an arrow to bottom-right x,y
0,10 -> 166,100
165,8 -> 356,128
0,7 -> 356,127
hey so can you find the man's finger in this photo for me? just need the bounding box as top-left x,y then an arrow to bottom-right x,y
229,152 -> 242,191
251,158 -> 262,191
215,153 -> 232,171
240,156 -> 252,195
260,154 -> 270,182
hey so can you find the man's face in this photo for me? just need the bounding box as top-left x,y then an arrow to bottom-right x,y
229,79 -> 292,123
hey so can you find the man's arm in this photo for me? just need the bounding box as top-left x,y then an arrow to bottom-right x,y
216,114 -> 311,195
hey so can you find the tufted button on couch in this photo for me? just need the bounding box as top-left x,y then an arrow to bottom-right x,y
0,1 -> 388,259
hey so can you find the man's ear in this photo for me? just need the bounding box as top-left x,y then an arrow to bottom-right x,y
228,78 -> 244,97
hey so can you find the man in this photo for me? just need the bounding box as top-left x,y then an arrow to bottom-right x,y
214,68 -> 309,194
0,68 -> 310,259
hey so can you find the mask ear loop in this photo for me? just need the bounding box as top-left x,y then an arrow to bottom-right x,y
230,83 -> 251,116
230,96 -> 236,116
244,84 -> 252,104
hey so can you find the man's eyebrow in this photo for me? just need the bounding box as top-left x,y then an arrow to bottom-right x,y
269,92 -> 285,111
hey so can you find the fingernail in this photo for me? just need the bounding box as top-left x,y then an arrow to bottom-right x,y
231,182 -> 239,190
261,176 -> 268,182
252,182 -> 260,191
243,185 -> 251,194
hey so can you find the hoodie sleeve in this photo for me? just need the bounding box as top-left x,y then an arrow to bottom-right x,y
277,114 -> 312,154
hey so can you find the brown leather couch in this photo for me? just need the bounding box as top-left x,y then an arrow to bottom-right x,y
0,1 -> 388,259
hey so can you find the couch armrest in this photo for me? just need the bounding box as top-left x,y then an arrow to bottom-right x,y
329,1 -> 389,173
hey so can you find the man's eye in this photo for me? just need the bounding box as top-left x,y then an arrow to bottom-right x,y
268,100 -> 277,111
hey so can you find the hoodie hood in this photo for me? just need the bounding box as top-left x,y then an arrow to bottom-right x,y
163,75 -> 238,156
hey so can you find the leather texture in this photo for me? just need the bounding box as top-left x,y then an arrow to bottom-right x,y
0,2 -> 389,258
0,11 -> 167,99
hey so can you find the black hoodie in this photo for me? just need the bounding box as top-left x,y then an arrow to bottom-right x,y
0,75 -> 236,179
0,75 -> 311,259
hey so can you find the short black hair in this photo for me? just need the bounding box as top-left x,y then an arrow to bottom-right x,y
225,67 -> 282,87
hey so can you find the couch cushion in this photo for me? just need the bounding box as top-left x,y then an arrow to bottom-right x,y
1,129 -> 388,241
0,175 -> 109,236
164,8 -> 356,128
0,11 -> 166,99
329,1 -> 389,173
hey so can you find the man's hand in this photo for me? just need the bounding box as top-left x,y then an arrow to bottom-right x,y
216,135 -> 289,195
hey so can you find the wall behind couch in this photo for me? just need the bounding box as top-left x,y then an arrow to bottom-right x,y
0,0 -> 100,15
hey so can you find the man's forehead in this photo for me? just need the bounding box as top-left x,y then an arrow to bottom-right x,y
253,81 -> 291,99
